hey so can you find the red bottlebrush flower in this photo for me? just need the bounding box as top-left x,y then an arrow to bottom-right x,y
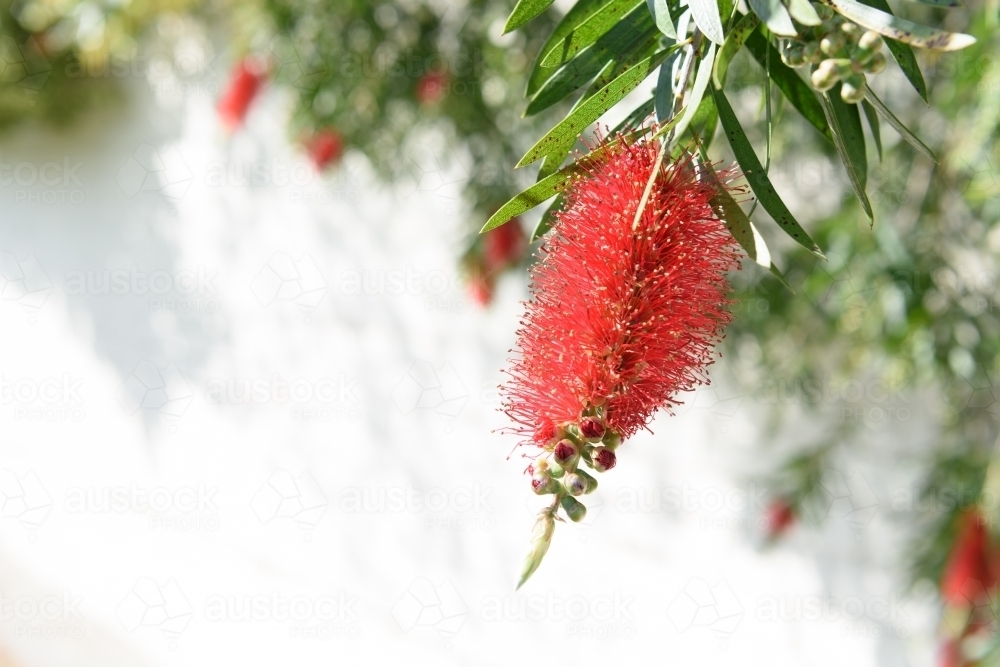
466,272 -> 494,307
416,69 -> 449,105
592,446 -> 616,472
942,510 -> 995,605
765,499 -> 795,538
218,59 -> 265,130
307,129 -> 344,170
501,135 -> 740,445
939,639 -> 964,667
483,219 -> 526,273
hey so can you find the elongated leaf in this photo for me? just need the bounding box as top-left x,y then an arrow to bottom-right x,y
827,89 -> 867,185
526,19 -> 658,116
711,187 -> 770,268
482,166 -> 581,233
527,0 -> 610,96
744,31 -> 832,143
862,100 -> 882,161
713,13 -> 759,88
828,0 -> 975,50
712,85 -> 825,257
863,85 -> 936,161
857,0 -> 927,101
646,0 -> 678,38
819,91 -> 874,224
615,96 -> 657,131
540,0 -> 644,68
518,48 -> 671,167
688,0 -> 725,45
748,0 -> 796,36
671,44 -> 716,143
532,195 -> 564,240
901,0 -> 962,7
688,95 -> 719,148
655,54 -> 676,122
784,0 -> 822,24
504,0 -> 556,34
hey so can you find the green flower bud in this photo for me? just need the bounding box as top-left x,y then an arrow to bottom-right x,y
841,77 -> 866,104
602,429 -> 622,451
840,21 -> 860,37
782,45 -> 806,67
548,460 -> 565,478
560,495 -> 587,522
820,32 -> 845,56
803,42 -> 820,63
811,60 -> 841,92
858,30 -> 883,53
864,51 -> 886,74
575,469 -> 598,494
531,473 -> 560,495
564,473 -> 588,496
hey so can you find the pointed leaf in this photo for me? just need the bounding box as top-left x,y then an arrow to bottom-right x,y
532,194 -> 565,240
670,44 -> 716,143
862,100 -> 882,161
863,85 -> 936,161
647,0 -> 678,38
827,0 -> 976,50
504,0 -> 556,34
688,0 -> 726,45
713,85 -> 825,257
827,89 -> 867,185
540,0 -> 645,69
518,48 -> 671,167
744,31 -> 832,143
713,13 -> 760,88
710,187 -> 770,268
819,91 -> 874,224
482,166 -> 581,233
748,0 -> 797,36
527,0 -> 610,96
655,55 -> 677,122
784,0 -> 822,24
857,0 -> 928,101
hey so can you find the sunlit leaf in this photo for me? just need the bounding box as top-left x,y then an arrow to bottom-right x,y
504,0 -> 556,34
748,0 -> 797,36
819,90 -> 874,225
539,0 -> 644,68
858,0 -> 928,101
481,165 -> 581,232
713,13 -> 759,89
827,0 -> 975,50
526,0 -> 611,97
688,0 -> 725,45
863,85 -> 936,161
646,0 -> 678,39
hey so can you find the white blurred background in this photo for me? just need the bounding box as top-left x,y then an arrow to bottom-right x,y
0,75 -> 945,666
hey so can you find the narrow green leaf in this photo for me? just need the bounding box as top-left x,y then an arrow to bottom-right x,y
540,0 -> 644,68
526,0 -> 609,97
481,166 -> 580,233
671,44 -> 716,143
827,89 -> 867,185
646,0 -> 678,38
525,22 -> 658,116
826,0 -> 976,50
748,0 -> 797,36
857,0 -> 927,101
655,55 -> 676,122
713,13 -> 759,88
819,91 -> 874,225
532,195 -> 565,240
784,0 -> 822,24
615,96 -> 657,132
710,186 -> 769,268
687,95 -> 719,148
688,0 -> 726,45
862,100 -> 882,162
504,0 -> 556,34
712,85 -> 825,257
900,0 -> 962,7
863,85 -> 936,161
744,31 -> 832,143
518,48 -> 671,167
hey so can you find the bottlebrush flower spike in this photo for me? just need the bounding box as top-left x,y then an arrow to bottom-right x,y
506,132 -> 741,588
218,58 -> 266,131
306,129 -> 344,170
941,509 -> 995,606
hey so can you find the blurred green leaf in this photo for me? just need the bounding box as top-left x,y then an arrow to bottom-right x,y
713,13 -> 759,88
539,0 -> 644,68
646,0 -> 678,39
748,0 -> 797,36
527,0 -> 611,96
784,0 -> 822,25
858,0 -> 929,101
655,53 -> 678,122
504,0 -> 556,34
863,85 -> 936,161
862,100 -> 883,162
713,85 -> 825,258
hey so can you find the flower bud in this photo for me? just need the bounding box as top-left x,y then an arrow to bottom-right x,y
579,416 -> 606,442
858,30 -> 883,53
782,45 -> 806,67
564,473 -> 588,496
575,469 -> 598,494
592,446 -> 617,472
803,42 -> 820,63
548,460 -> 565,478
864,52 -> 886,74
560,495 -> 587,522
531,474 -> 559,495
811,60 -> 841,92
820,32 -> 845,56
841,77 -> 866,104
840,21 -> 860,37
602,429 -> 622,451
553,439 -> 579,468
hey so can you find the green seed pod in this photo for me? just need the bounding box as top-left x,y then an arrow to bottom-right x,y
782,45 -> 807,67
841,77 -> 866,104
548,460 -> 565,478
858,30 -> 883,53
560,495 -> 587,522
564,473 -> 588,496
811,60 -> 841,92
820,32 -> 846,56
575,469 -> 599,494
803,41 -> 821,63
840,21 -> 860,37
865,51 -> 887,74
